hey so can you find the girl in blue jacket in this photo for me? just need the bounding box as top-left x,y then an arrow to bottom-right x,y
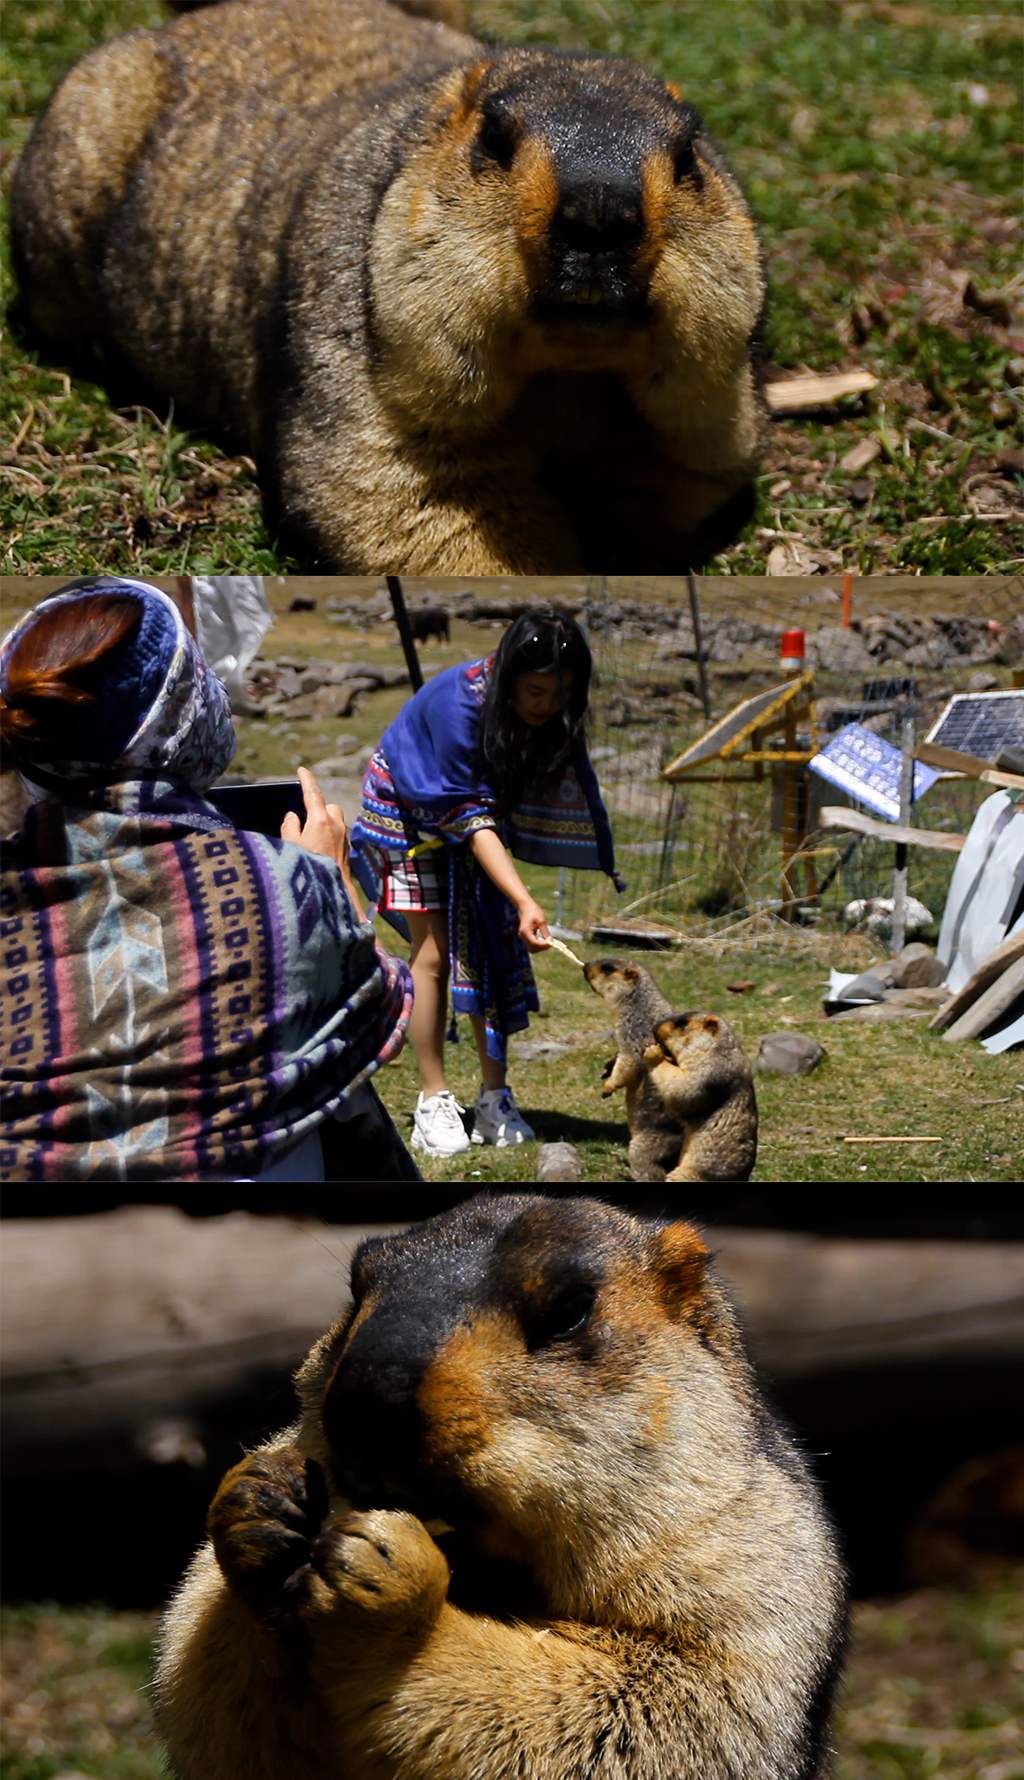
351,610 -> 621,1159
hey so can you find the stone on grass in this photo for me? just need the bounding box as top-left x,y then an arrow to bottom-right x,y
536,1141 -> 583,1183
511,1040 -> 573,1062
753,1032 -> 827,1075
888,942 -> 947,988
838,971 -> 888,1002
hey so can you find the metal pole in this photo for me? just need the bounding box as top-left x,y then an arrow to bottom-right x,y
386,576 -> 423,693
555,865 -> 567,929
891,706 -> 915,953
687,572 -> 711,722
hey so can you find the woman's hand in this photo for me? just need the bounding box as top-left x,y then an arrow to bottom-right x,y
469,829 -> 551,950
517,896 -> 551,952
281,767 -> 364,917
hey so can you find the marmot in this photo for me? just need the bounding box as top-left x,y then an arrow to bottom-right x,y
643,1010 -> 758,1182
584,958 -> 681,1180
10,0 -> 767,573
155,1194 -> 846,1779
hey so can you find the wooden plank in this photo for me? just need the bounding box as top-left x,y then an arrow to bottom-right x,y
0,1208 -> 403,1448
916,740 -> 1024,791
941,953 -> 1024,1043
3,1216 -> 1024,1458
930,929 -> 1024,1031
818,804 -> 965,852
763,372 -> 878,412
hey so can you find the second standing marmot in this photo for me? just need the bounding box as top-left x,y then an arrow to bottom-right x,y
584,958 -> 683,1180
10,0 -> 767,573
643,1010 -> 758,1181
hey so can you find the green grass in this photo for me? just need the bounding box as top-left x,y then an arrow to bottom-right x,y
3,1578 -> 1021,1777
2,0 -> 1021,573
1,579 -> 1018,1185
372,929 -> 1024,1183
0,1603 -> 165,1780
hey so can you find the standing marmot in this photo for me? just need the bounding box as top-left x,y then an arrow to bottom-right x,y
643,1010 -> 758,1182
584,958 -> 682,1180
156,1194 -> 846,1779
10,0 -> 767,573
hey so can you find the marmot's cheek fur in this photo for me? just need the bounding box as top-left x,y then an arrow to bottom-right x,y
156,1195 -> 846,1780
10,0 -> 768,572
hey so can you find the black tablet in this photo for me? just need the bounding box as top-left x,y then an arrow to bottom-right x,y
208,779 -> 306,836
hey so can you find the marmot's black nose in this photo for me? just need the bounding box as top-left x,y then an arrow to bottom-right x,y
553,173 -> 644,257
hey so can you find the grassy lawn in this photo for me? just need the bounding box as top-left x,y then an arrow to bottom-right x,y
1,0 -> 1020,575
3,1577 -> 1021,1778
374,931 -> 1024,1184
1,575 -> 1020,1184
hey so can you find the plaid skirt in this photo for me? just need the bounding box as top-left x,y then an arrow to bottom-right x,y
366,838 -> 449,913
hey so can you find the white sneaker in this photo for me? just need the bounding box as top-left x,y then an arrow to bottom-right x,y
471,1087 -> 535,1147
411,1090 -> 471,1156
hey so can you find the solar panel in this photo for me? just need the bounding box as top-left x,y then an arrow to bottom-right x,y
662,676 -> 808,776
925,691 -> 1024,763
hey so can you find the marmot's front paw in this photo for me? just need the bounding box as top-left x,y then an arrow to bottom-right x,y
642,1042 -> 667,1070
308,1509 -> 449,1633
207,1447 -> 328,1618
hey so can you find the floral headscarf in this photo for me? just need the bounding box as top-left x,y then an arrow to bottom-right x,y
0,577 -> 236,793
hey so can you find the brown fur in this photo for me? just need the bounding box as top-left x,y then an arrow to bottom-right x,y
10,0 -> 767,573
156,1195 -> 846,1779
643,1010 -> 758,1182
584,958 -> 681,1180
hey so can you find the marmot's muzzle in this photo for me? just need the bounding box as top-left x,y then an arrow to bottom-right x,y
538,170 -> 648,321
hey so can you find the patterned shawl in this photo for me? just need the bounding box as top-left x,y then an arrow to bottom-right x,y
0,580 -> 411,1181
1,781 -> 412,1181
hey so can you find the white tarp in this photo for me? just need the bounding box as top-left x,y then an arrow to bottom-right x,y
938,790 -> 1024,1052
191,575 -> 272,711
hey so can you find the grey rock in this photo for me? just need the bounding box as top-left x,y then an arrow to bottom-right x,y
837,971 -> 888,1002
811,625 -> 875,674
888,942 -> 947,988
536,1141 -> 584,1183
828,1002 -> 933,1021
511,1040 -> 574,1062
905,637 -> 952,668
753,1032 -> 827,1075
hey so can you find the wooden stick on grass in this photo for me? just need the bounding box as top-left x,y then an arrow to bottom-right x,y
841,1135 -> 942,1144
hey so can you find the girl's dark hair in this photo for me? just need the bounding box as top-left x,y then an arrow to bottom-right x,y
476,608 -> 592,794
0,593 -> 142,749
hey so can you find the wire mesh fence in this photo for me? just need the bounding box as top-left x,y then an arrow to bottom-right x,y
553,573 -> 1023,952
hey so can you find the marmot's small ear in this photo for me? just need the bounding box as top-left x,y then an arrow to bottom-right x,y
624,965 -> 640,982
452,58 -> 494,121
664,80 -> 685,103
701,1015 -> 720,1035
649,1223 -> 709,1317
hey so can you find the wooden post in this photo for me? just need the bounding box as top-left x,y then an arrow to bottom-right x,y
386,576 -> 423,693
687,572 -> 712,721
841,572 -> 852,631
891,707 -> 916,953
781,699 -> 799,912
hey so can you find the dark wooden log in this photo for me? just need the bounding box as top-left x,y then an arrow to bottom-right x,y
2,1211 -> 1023,1456
0,1209 -> 400,1451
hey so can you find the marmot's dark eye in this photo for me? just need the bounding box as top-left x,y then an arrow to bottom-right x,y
477,96 -> 517,171
525,1281 -> 597,1351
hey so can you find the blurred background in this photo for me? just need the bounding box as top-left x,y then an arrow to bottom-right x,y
2,1188 -> 1022,1778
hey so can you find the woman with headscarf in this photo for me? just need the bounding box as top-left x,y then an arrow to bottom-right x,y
0,577 -> 414,1183
350,608 -> 623,1159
